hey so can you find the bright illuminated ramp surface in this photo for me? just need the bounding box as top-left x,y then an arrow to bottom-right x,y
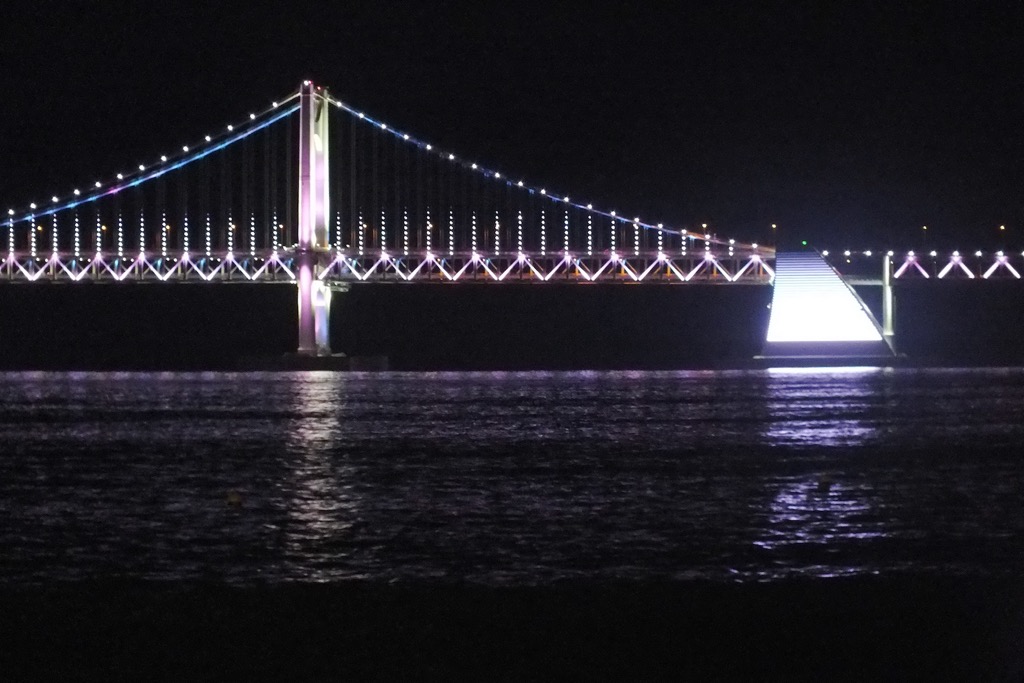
760,250 -> 894,363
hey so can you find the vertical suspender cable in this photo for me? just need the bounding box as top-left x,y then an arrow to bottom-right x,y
241,135 -> 249,256
157,175 -> 166,260
203,154 -> 211,259
393,134 -> 400,255
285,114 -> 293,248
181,160 -> 189,255
263,126 -> 270,252
350,116 -> 357,255
247,134 -> 255,257
414,138 -> 422,251
136,185 -> 144,256
270,119 -> 278,250
221,145 -> 229,252
372,126 -> 379,250
462,162 -> 469,254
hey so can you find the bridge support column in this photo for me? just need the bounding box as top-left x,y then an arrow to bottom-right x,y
296,80 -> 331,356
297,260 -> 332,355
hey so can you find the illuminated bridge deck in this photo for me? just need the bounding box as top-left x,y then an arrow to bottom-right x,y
761,250 -> 893,361
0,249 -> 774,284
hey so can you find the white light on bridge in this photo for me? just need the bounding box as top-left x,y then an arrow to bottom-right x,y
517,181 -> 524,187
426,144 -> 431,150
117,174 -> 124,180
51,196 -> 58,203
138,165 -> 145,171
205,136 -> 212,142
975,251 -> 982,257
766,252 -> 883,343
249,113 -> 256,120
494,172 -> 500,178
182,146 -> 189,152
160,155 -> 167,162
448,153 -> 455,160
227,125 -> 233,131
73,189 -> 80,196
29,203 -> 36,209
94,181 -> 101,188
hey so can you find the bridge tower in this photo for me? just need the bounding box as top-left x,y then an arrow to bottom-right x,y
296,81 -> 332,355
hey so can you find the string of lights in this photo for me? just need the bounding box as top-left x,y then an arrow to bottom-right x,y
324,93 -> 740,249
5,93 -> 300,225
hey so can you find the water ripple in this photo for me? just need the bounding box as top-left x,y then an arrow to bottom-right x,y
0,368 -> 1022,585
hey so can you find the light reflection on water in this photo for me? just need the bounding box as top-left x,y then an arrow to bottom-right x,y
763,366 -> 883,447
755,479 -> 886,555
0,369 -> 1023,585
280,377 -> 368,582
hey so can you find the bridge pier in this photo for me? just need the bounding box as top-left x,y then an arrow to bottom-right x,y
296,80 -> 332,356
296,254 -> 332,355
882,252 -> 894,339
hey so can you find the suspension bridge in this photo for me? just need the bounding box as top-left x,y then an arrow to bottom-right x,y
3,82 -> 1021,360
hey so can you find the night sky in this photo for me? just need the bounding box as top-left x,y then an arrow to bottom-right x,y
4,2 -> 1024,251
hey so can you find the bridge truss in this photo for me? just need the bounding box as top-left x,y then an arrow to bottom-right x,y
0,249 -> 771,284
825,249 -> 1024,281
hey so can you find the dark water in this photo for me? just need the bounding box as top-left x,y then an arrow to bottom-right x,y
1,368 -> 1022,585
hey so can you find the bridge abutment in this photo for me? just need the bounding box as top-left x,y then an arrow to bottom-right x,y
759,249 -> 894,365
